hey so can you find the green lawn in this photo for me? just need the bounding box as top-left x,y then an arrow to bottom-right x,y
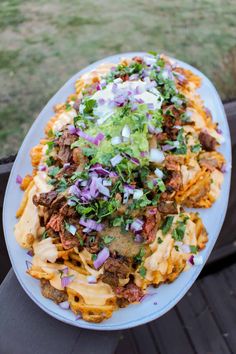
0,0 -> 236,158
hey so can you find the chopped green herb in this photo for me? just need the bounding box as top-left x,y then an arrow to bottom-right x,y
191,143 -> 202,153
157,237 -> 163,244
102,235 -> 115,244
65,102 -> 72,111
172,221 -> 186,241
161,216 -> 174,235
157,178 -> 166,192
42,230 -> 48,239
45,141 -> 54,155
45,156 -> 55,167
56,178 -> 68,192
112,216 -> 124,227
174,245 -> 179,251
134,248 -> 145,264
48,166 -> 60,178
91,254 -> 97,261
83,98 -> 96,114
190,245 -> 198,254
139,266 -> 147,278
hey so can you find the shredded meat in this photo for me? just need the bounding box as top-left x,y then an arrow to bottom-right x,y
59,222 -> 81,249
46,214 -> 63,232
157,201 -> 178,214
72,147 -> 88,170
116,283 -> 143,304
156,132 -> 168,143
103,257 -> 131,278
143,207 -> 161,243
165,155 -> 185,171
51,195 -> 67,211
100,271 -> 119,288
199,152 -> 224,171
33,191 -> 58,207
166,171 -> 182,191
56,131 -> 76,164
41,279 -> 68,304
85,235 -> 100,254
199,131 -> 217,151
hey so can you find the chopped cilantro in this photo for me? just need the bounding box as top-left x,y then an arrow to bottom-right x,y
91,254 -> 97,261
45,141 -> 54,155
45,156 -> 55,167
71,140 -> 80,149
174,245 -> 179,251
83,98 -> 96,114
139,266 -> 147,278
161,216 -> 174,235
42,230 -> 48,239
76,233 -> 84,246
112,216 -> 124,227
82,146 -> 97,157
157,237 -> 163,244
56,178 -> 68,192
157,178 -> 166,192
190,245 -> 198,254
48,166 -> 60,177
65,103 -> 72,111
172,221 -> 186,241
134,248 -> 145,264
191,143 -> 202,153
102,235 -> 115,244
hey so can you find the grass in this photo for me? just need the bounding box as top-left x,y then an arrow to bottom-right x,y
0,0 -> 236,158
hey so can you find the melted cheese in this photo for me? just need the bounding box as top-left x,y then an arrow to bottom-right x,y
32,256 -> 114,306
205,127 -> 225,144
52,109 -> 77,133
209,169 -> 224,200
187,108 -> 206,129
33,237 -> 58,263
15,172 -> 52,248
14,185 -> 39,248
183,219 -> 197,245
181,159 -> 201,186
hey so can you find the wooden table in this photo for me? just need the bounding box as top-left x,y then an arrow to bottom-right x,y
0,101 -> 235,354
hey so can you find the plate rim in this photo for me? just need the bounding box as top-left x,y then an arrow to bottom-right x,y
3,52 -> 232,330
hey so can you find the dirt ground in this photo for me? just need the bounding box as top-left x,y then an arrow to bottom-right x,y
0,0 -> 235,157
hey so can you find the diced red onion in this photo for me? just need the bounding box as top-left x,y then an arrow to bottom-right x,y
61,267 -> 69,274
135,85 -> 145,95
162,144 -> 175,151
122,152 -> 140,165
67,199 -> 76,206
111,83 -> 118,93
80,180 -> 88,187
149,148 -> 165,163
181,244 -> 191,254
193,255 -> 203,265
140,151 -> 148,157
61,275 -> 74,288
96,84 -> 101,91
79,218 -> 104,232
188,255 -> 194,265
122,125 -> 131,138
93,247 -> 110,269
77,130 -> 104,146
133,189 -> 144,200
98,98 -> 105,105
96,179 -> 110,197
131,219 -> 144,232
111,136 -> 122,145
69,185 -> 81,198
16,174 -> 23,184
38,165 -> 47,171
147,103 -> 154,110
27,250 -> 33,257
148,124 -> 156,134
90,163 -> 110,176
134,234 -> 144,243
113,77 -> 123,83
59,301 -> 70,310
68,224 -> 77,235
109,171 -> 118,177
110,154 -> 123,166
103,179 -> 112,187
216,127 -> 222,134
68,125 -> 77,135
63,162 -> 70,169
135,97 -> 144,104
154,168 -> 164,179
129,73 -> 139,81
87,275 -> 97,284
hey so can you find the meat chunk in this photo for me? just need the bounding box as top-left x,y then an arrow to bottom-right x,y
143,207 -> 161,244
41,279 -> 68,304
116,283 -> 143,304
56,131 -> 76,164
199,131 -> 217,151
157,201 -> 178,214
166,171 -> 182,192
156,132 -> 168,143
59,222 -> 81,249
51,195 -> 67,211
33,191 -> 58,207
104,257 -> 131,278
199,152 -> 224,171
72,147 -> 88,170
85,235 -> 100,254
100,271 -> 119,287
165,155 -> 185,171
46,214 -> 63,232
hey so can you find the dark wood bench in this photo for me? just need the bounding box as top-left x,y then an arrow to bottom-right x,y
0,101 -> 235,354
